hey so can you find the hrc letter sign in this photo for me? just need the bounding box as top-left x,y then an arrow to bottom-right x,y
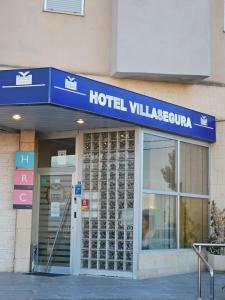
13,190 -> 33,208
13,152 -> 35,209
15,151 -> 35,169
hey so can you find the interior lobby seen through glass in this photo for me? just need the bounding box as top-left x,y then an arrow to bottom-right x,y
142,194 -> 177,250
38,138 -> 75,168
180,142 -> 209,195
142,133 -> 209,250
180,197 -> 208,248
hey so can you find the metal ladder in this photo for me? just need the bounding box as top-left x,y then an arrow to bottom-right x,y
45,197 -> 71,273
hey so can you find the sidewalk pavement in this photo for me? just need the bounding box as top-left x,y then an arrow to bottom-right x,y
0,272 -> 224,300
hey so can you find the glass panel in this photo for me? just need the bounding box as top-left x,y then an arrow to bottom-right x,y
143,134 -> 177,192
81,130 -> 135,272
37,175 -> 72,269
180,142 -> 208,195
180,197 -> 208,248
142,194 -> 177,250
38,138 -> 75,168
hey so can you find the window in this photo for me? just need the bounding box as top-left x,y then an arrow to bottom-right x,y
44,0 -> 85,15
180,142 -> 208,195
180,197 -> 208,248
38,138 -> 75,168
142,133 -> 209,250
142,194 -> 176,250
143,135 -> 177,192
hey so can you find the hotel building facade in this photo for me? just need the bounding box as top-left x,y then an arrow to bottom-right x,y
0,0 -> 224,279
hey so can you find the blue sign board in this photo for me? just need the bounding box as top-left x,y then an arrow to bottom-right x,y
0,68 -> 49,105
75,183 -> 82,197
50,68 -> 216,142
15,152 -> 35,169
0,67 -> 216,142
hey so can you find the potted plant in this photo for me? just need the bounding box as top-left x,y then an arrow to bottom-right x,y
207,200 -> 225,271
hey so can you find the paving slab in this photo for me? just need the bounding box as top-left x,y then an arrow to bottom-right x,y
0,272 -> 224,300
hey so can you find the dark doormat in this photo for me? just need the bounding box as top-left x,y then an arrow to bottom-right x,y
23,272 -> 66,277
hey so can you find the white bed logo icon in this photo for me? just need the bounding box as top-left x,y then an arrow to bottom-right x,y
65,76 -> 77,91
16,71 -> 32,85
200,115 -> 208,126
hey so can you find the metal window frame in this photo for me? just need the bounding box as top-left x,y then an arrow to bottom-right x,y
132,127 -> 142,278
140,128 -> 210,253
43,0 -> 85,16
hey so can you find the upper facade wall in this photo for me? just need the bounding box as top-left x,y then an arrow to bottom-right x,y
0,0 -> 225,84
211,0 -> 225,83
0,0 -> 112,75
111,0 -> 211,83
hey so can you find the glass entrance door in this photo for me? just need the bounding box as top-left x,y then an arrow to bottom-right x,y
36,174 -> 72,274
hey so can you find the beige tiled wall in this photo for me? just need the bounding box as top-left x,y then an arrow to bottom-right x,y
14,130 -> 35,272
0,130 -> 35,272
0,133 -> 19,271
210,122 -> 225,208
138,250 -> 199,278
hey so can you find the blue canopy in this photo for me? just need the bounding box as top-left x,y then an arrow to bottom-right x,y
0,67 -> 216,142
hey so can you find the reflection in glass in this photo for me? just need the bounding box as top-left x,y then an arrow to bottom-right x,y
180,143 -> 209,195
100,152 -> 108,161
84,143 -> 91,152
110,132 -> 117,140
119,131 -> 126,140
93,133 -> 100,141
142,194 -> 177,250
99,261 -> 105,269
143,134 -> 177,192
84,133 -> 91,142
101,132 -> 108,142
128,140 -> 135,149
38,138 -> 75,168
180,197 -> 208,248
110,141 -> 117,150
37,175 -> 72,269
91,152 -> 99,162
82,260 -> 88,268
118,151 -> 125,160
109,151 -> 117,161
92,142 -> 99,151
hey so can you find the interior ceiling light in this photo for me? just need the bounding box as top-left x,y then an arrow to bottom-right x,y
12,114 -> 22,120
76,118 -> 85,124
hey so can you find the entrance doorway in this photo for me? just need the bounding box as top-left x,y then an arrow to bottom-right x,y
35,173 -> 72,274
34,137 -> 76,274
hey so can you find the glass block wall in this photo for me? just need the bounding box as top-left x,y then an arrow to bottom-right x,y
81,130 -> 135,273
